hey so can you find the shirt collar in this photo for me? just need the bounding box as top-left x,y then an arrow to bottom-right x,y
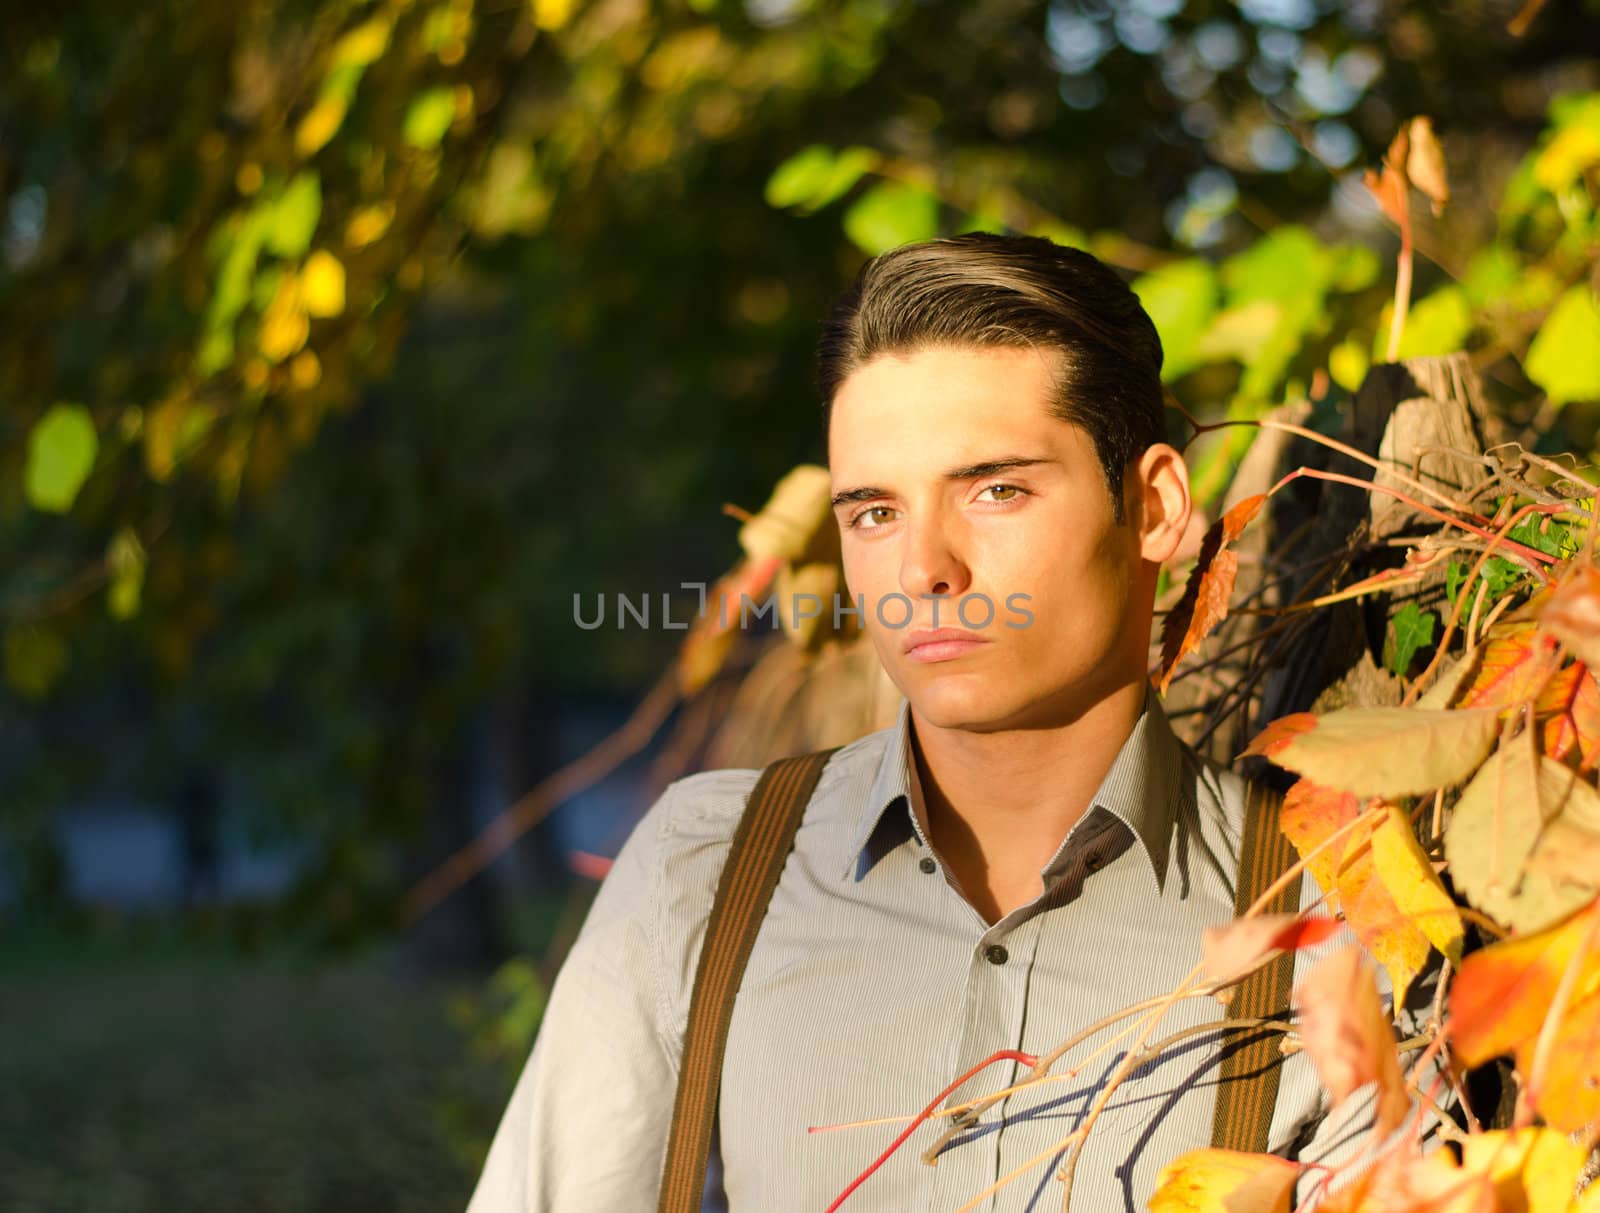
841,683 -> 1186,891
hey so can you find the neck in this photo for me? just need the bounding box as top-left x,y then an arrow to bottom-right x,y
907,679 -> 1149,919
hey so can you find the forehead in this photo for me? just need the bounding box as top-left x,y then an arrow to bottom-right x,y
827,344 -> 1084,468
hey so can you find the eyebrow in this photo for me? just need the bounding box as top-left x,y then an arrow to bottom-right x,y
829,455 -> 1056,508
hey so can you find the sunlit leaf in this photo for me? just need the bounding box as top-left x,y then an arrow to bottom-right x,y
1451,897 -> 1600,1065
1157,493 -> 1265,691
1329,338 -> 1368,392
765,145 -> 879,213
106,527 -> 146,621
841,181 -> 940,255
1245,706 -> 1500,798
1200,912 -> 1342,994
266,172 -> 322,258
1455,620 -> 1563,710
1534,661 -> 1600,768
259,272 -> 310,363
24,403 -> 98,513
1404,116 -> 1449,216
676,554 -> 784,695
1445,734 -> 1600,932
1393,286 -> 1471,359
404,87 -> 457,149
1278,781 -> 1458,1001
1525,285 -> 1600,406
301,250 -> 346,317
1147,1148 -> 1301,1213
1294,946 -> 1410,1136
1132,258 -> 1217,382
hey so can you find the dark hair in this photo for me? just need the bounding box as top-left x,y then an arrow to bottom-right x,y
816,232 -> 1166,523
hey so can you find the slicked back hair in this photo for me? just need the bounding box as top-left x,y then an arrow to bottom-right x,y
816,232 -> 1167,523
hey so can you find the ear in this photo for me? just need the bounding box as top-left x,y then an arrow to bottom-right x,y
1130,443 -> 1192,564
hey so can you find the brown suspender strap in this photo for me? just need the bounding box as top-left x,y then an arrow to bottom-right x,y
1210,777 -> 1297,1155
657,748 -> 839,1213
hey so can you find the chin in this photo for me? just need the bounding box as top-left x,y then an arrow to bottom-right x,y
899,672 -> 1035,733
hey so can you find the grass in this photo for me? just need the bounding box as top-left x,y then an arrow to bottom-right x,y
0,908 -> 542,1213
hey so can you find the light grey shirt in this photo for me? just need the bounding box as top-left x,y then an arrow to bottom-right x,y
467,688 -> 1413,1212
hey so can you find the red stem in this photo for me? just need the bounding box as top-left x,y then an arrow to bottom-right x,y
817,1048 -> 1039,1213
1269,467 -> 1559,578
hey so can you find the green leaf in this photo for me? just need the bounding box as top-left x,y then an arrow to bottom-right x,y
1132,258 -> 1216,382
1445,559 -> 1467,608
1462,245 -> 1521,309
25,403 -> 98,513
1329,244 -> 1380,293
106,527 -> 146,620
403,87 -> 457,149
3,624 -> 68,698
764,145 -> 879,213
1395,286 -> 1473,359
1329,338 -> 1368,392
841,181 -> 940,255
1385,602 -> 1436,678
265,172 -> 322,259
1525,286 -> 1600,405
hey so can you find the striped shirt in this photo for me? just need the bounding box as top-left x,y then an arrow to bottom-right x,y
467,686 -> 1417,1212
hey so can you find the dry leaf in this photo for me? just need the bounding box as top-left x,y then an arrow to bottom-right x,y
1454,622 -> 1564,712
1444,734 -> 1600,932
738,464 -> 834,563
1147,1148 -> 1301,1213
1320,1128 -> 1583,1213
1405,117 -> 1450,217
1201,913 -> 1342,995
1536,661 -> 1600,768
675,554 -> 783,694
1542,562 -> 1600,672
1157,494 -> 1266,692
1295,946 -> 1410,1137
1245,707 -> 1500,799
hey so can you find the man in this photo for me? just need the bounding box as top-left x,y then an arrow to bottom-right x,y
467,233 -> 1420,1211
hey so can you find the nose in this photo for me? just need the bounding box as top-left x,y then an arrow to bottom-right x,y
898,513 -> 972,602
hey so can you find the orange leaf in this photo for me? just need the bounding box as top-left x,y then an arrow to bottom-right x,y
1157,494 -> 1265,692
1454,622 -> 1563,712
1450,897 -> 1600,1067
1279,783 -> 1459,1001
1294,947 -> 1410,1137
1364,162 -> 1409,228
1148,1148 -> 1301,1213
676,554 -> 783,694
1318,1128 -> 1584,1213
1536,661 -> 1600,768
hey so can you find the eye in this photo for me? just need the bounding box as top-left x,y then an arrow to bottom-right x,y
850,505 -> 899,530
976,483 -> 1027,504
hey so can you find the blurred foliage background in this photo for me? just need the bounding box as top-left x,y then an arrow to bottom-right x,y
2,0 -> 1599,1208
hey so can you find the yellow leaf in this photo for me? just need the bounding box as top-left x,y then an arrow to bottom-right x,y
344,203 -> 394,249
295,96 -> 347,158
259,273 -> 309,363
1535,122 -> 1600,193
1458,1127 -> 1587,1213
1405,116 -> 1449,215
301,250 -> 346,317
1371,804 -> 1464,964
531,0 -> 577,31
290,350 -> 322,390
1148,1148 -> 1300,1213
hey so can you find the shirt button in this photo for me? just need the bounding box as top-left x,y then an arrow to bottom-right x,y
984,944 -> 1009,966
1085,853 -> 1103,872
918,856 -> 937,874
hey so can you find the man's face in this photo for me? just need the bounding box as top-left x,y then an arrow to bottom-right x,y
828,343 -> 1168,733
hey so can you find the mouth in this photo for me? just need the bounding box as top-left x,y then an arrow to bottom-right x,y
902,627 -> 993,663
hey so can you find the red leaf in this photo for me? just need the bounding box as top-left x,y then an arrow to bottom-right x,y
1157,495 -> 1266,692
1454,621 -> 1562,711
1242,713 -> 1319,761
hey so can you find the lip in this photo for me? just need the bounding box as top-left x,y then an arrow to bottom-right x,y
903,627 -> 992,663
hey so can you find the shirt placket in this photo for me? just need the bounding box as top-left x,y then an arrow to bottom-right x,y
927,913 -> 1043,1212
